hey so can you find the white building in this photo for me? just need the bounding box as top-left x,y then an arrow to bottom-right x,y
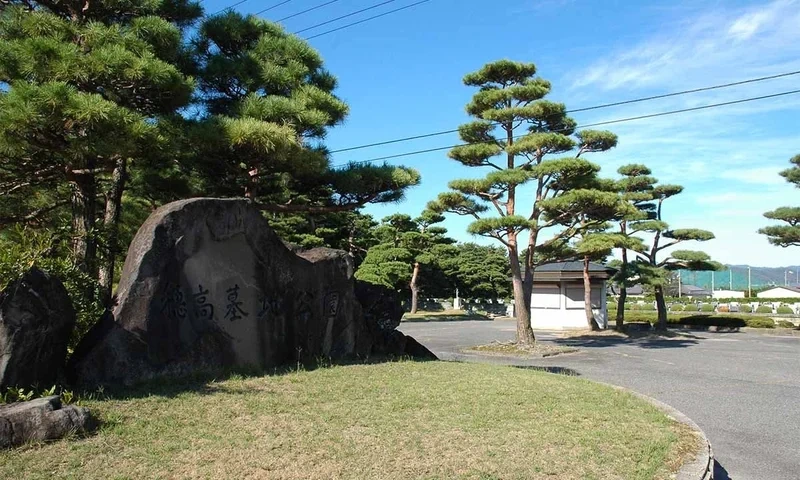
712,289 -> 745,299
530,262 -> 614,330
757,286 -> 800,298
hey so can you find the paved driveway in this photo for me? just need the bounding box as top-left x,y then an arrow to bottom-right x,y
399,320 -> 800,480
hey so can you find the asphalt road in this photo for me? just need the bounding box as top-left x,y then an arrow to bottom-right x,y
399,320 -> 800,480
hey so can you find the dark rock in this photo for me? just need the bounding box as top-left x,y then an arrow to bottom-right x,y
70,199 -> 374,386
0,396 -> 96,449
0,267 -> 76,390
354,281 -> 404,333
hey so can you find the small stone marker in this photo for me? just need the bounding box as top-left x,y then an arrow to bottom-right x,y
0,396 -> 96,449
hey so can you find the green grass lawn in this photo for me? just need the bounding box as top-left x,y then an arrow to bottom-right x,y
1,361 -> 696,480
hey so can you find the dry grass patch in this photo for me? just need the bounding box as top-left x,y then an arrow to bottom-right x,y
402,310 -> 491,322
1,361 -> 697,480
465,341 -> 579,357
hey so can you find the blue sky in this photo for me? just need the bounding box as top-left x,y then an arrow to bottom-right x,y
206,0 -> 800,267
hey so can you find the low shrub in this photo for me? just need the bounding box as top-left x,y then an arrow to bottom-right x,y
739,305 -> 753,313
777,320 -> 796,328
699,304 -> 715,312
674,315 -> 746,328
745,318 -> 775,329
776,306 -> 795,314
670,304 -> 684,312
756,306 -> 773,314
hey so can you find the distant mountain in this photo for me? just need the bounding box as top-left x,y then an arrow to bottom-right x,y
676,265 -> 800,291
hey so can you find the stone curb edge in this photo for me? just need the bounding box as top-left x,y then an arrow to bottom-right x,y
604,383 -> 714,480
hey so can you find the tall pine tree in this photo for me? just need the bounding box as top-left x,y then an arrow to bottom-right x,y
428,60 -> 618,345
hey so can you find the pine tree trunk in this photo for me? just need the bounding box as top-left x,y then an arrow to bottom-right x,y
98,157 -> 127,306
509,245 -> 535,345
654,285 -> 668,330
583,256 -> 600,330
615,249 -> 629,330
615,289 -> 627,331
409,261 -> 420,314
70,169 -> 97,278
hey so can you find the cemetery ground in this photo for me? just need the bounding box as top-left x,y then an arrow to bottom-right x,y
400,319 -> 800,479
0,361 -> 698,480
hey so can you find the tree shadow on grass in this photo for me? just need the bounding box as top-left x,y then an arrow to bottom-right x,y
80,355 -> 436,402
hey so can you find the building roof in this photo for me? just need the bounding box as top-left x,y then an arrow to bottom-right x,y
536,261 -> 616,274
608,284 -> 644,295
759,285 -> 800,293
680,284 -> 711,296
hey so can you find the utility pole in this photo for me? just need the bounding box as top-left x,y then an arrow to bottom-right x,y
678,271 -> 682,298
748,266 -> 752,298
729,268 -> 733,290
712,270 -> 715,292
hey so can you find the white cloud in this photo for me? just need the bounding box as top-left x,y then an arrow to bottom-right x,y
728,11 -> 772,41
719,167 -> 787,185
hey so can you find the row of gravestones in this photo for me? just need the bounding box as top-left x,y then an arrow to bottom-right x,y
0,198 -> 435,448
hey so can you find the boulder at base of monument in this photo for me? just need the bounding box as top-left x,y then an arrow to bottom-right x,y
69,198 -> 382,386
1,267 -> 76,390
0,396 -> 96,449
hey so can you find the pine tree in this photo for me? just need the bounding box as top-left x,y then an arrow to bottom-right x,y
627,183 -> 719,330
0,0 -> 201,303
190,12 -> 420,217
428,60 -> 617,345
759,154 -> 800,247
611,164 -> 658,329
355,211 -> 455,313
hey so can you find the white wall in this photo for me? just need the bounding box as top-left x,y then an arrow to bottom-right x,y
757,287 -> 800,299
712,290 -> 745,299
530,280 -> 607,330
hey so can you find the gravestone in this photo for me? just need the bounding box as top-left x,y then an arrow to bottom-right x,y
0,267 -> 76,389
70,198 -> 434,386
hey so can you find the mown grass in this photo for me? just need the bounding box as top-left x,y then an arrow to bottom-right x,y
1,361 -> 696,480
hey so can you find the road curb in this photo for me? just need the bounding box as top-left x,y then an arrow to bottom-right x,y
604,383 -> 714,480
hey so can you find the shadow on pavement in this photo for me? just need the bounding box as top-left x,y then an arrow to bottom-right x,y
549,333 -> 700,350
512,365 -> 581,376
714,459 -> 732,479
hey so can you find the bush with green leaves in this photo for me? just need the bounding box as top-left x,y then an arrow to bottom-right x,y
739,305 -> 753,313
670,304 -> 684,312
756,305 -> 774,314
699,304 -> 715,312
777,320 -> 796,328
0,226 -> 103,351
745,318 -> 775,329
776,306 -> 795,314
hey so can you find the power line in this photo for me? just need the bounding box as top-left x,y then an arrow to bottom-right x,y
304,0 -> 430,40
276,0 -> 341,22
293,0 -> 399,35
334,88 -> 800,167
209,0 -> 252,16
253,0 -> 295,16
329,70 -> 800,154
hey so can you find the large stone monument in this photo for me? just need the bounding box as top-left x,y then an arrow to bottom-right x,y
1,267 -> 76,390
70,198 -> 433,386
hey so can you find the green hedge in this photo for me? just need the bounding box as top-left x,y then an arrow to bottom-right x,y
745,318 -> 775,329
670,304 -> 684,312
776,306 -> 795,314
756,306 -> 773,314
739,305 -> 753,313
777,320 -> 796,328
699,304 -> 715,312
